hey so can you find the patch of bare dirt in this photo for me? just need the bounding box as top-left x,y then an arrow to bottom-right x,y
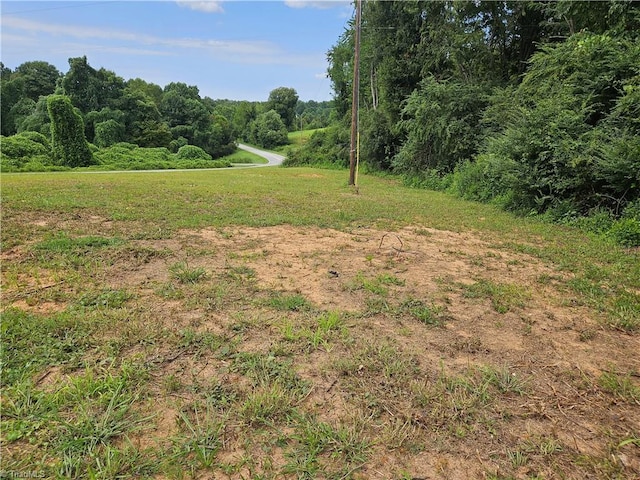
112,224 -> 634,478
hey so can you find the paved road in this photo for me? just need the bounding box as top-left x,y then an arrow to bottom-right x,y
238,143 -> 285,167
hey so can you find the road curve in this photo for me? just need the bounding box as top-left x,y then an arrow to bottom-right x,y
238,143 -> 285,167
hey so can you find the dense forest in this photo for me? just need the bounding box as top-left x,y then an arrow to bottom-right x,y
287,0 -> 639,246
0,56 -> 332,171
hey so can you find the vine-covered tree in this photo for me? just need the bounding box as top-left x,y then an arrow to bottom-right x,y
47,95 -> 94,167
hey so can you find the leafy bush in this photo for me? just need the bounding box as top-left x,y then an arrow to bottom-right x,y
608,218 -> 640,247
283,124 -> 349,168
248,110 -> 288,149
0,133 -> 49,159
394,78 -> 490,175
94,119 -> 125,148
0,132 -> 53,171
176,145 -> 212,161
450,153 -> 520,208
467,33 -> 640,216
15,130 -> 50,150
169,136 -> 188,153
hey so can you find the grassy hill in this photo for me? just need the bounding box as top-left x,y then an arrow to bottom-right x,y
2,167 -> 639,478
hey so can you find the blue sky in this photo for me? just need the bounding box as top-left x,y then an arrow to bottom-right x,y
1,0 -> 352,101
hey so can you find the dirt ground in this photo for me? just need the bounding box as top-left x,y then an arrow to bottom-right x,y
5,222 -> 640,478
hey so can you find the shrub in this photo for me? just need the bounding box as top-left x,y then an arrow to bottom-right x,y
248,110 -> 288,149
0,133 -> 52,171
0,133 -> 49,159
283,124 -> 349,168
608,218 -> 640,247
94,119 -> 125,148
169,136 -> 188,153
176,145 -> 212,161
15,130 -> 50,150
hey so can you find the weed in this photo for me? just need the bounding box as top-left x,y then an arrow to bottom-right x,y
163,374 -> 183,393
381,417 -> 417,450
169,261 -> 208,284
507,448 -> 529,468
285,414 -> 371,477
1,308 -> 94,386
241,383 -> 295,426
481,365 -> 527,395
461,279 -> 530,313
77,288 -> 133,309
267,292 -> 312,311
598,370 -> 640,402
55,372 -> 149,477
34,233 -> 121,253
301,311 -> 347,351
400,298 -> 446,326
2,380 -> 61,442
174,402 -> 225,468
231,352 -> 309,397
345,272 -> 404,296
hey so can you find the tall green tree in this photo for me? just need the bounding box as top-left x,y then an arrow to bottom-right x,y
61,56 -> 124,114
47,95 -> 94,167
248,110 -> 288,148
266,87 -> 298,130
13,61 -> 61,101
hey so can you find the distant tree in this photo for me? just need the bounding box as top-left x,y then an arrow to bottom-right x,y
249,110 -> 288,148
1,67 -> 23,136
126,78 -> 163,106
232,101 -> 258,139
266,87 -> 298,130
7,98 -> 36,134
14,61 -> 61,101
61,56 -> 124,113
47,95 -> 94,167
94,119 -> 125,147
117,90 -> 171,147
18,96 -> 52,135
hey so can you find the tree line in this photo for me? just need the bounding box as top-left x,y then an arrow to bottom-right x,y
288,0 -> 639,245
1,56 -> 333,170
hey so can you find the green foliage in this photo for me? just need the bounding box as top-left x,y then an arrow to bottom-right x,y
248,109 -> 289,149
608,218 -> 640,247
266,86 -> 299,130
169,261 -> 208,284
47,94 -> 94,168
451,32 -> 640,218
94,119 -> 125,148
0,308 -> 94,386
14,61 -> 62,101
62,56 -> 125,114
0,131 -> 53,171
17,96 -> 52,136
283,123 -> 349,168
394,78 -> 490,174
176,145 -> 212,161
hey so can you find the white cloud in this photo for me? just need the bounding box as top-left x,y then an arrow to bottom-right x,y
176,1 -> 224,13
1,15 -> 324,67
285,0 -> 344,9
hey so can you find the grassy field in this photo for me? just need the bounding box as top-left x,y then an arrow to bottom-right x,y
1,167 -> 639,479
287,129 -> 325,146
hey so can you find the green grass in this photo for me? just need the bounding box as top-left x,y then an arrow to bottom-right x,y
287,128 -> 325,146
2,166 -> 639,478
226,149 -> 268,164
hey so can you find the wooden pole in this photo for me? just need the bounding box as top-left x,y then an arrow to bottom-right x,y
348,0 -> 362,186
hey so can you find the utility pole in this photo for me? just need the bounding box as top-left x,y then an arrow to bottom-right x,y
348,0 -> 362,186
